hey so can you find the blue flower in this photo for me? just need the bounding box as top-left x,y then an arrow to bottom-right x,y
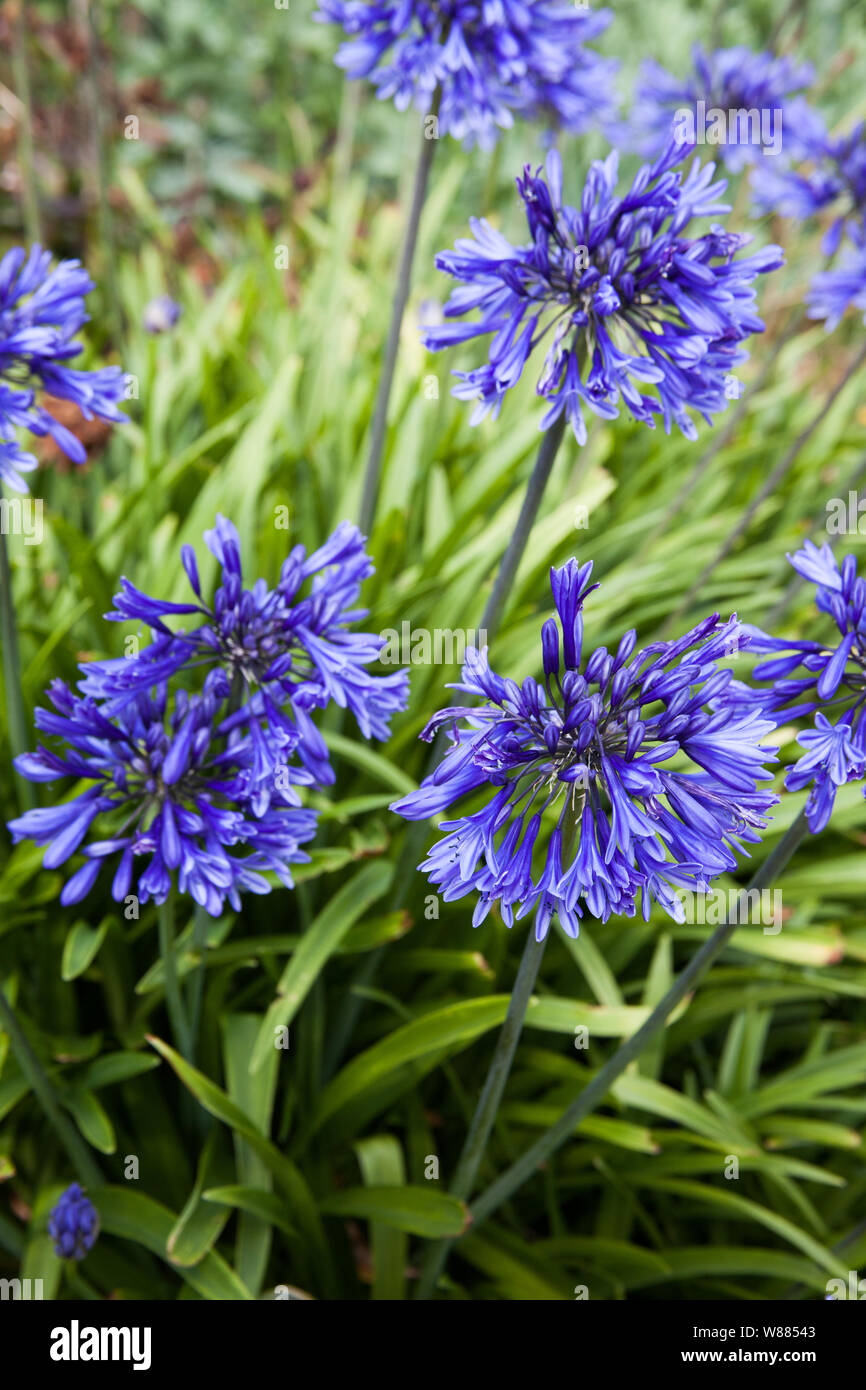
7,674 -> 318,915
78,517 -> 409,792
742,541 -> 866,833
143,295 -> 182,334
423,142 -> 783,443
751,119 -> 866,252
314,0 -> 619,149
391,559 -> 777,939
632,45 -> 814,170
48,1184 -> 99,1261
0,245 -> 127,492
807,233 -> 866,330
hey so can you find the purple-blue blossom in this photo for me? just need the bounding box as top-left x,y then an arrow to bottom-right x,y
48,1184 -> 99,1261
742,540 -> 866,833
314,0 -> 619,149
632,46 -> 814,170
0,245 -> 126,492
78,517 -> 409,794
7,673 -> 318,916
423,141 -> 783,443
143,295 -> 182,334
392,559 -> 778,940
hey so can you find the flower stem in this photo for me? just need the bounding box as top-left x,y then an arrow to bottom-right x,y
635,309 -> 805,565
458,810 -> 810,1247
358,104 -> 438,535
476,412 -> 568,638
158,900 -> 193,1062
10,0 -> 42,245
186,903 -> 210,1063
0,985 -> 102,1188
325,417 -> 569,1080
415,927 -> 548,1300
0,527 -> 36,812
664,340 -> 866,635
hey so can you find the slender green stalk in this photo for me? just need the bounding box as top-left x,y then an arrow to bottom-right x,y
157,900 -> 193,1061
0,986 -> 102,1188
186,903 -> 210,1063
664,341 -> 866,634
325,417 -> 570,1079
0,527 -> 36,812
415,928 -> 548,1299
358,102 -> 439,535
10,0 -> 41,244
79,0 -> 122,342
635,310 -> 805,564
762,449 -> 866,632
459,811 -> 810,1245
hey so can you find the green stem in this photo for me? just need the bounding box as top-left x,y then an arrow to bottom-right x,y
158,900 -> 193,1061
358,100 -> 439,535
664,340 -> 866,635
415,927 -> 548,1299
10,0 -> 42,245
0,986 -> 102,1187
0,527 -> 35,812
460,812 -> 810,1244
325,417 -> 569,1079
186,903 -> 210,1063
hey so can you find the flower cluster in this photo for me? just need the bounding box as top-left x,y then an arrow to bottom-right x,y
0,245 -> 126,492
631,45 -> 814,170
743,540 -> 866,833
49,1184 -> 99,1261
314,0 -> 619,149
392,560 -> 777,940
751,119 -> 866,329
424,142 -> 783,443
9,518 -> 408,913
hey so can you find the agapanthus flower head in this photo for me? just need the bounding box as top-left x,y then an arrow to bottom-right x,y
0,244 -> 126,492
143,295 -> 182,334
751,118 -> 866,244
742,540 -> 866,832
424,141 -> 783,443
807,231 -> 866,330
314,0 -> 619,149
632,45 -> 814,170
392,559 -> 777,939
48,1183 -> 99,1261
8,672 -> 318,915
78,517 -> 409,793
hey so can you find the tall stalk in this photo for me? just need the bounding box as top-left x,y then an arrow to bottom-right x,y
0,527 -> 36,812
10,0 -> 42,245
358,102 -> 439,535
462,812 -> 810,1241
664,341 -> 866,634
324,416 -> 570,1079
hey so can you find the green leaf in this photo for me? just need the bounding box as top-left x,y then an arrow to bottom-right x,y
250,860 -> 392,1074
203,1186 -> 296,1238
319,1185 -> 468,1238
61,919 -> 109,982
93,1187 -> 252,1300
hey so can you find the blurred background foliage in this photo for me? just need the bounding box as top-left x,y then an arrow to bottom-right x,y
1,0 -> 866,1300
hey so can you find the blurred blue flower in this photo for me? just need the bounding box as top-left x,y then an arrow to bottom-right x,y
78,517 -> 409,792
143,295 -> 182,334
48,1183 -> 99,1261
392,559 -> 777,939
314,0 -> 619,149
8,673 -> 318,915
423,142 -> 783,443
807,237 -> 866,330
0,245 -> 126,492
743,540 -> 866,833
632,45 -> 814,170
751,119 -> 866,246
